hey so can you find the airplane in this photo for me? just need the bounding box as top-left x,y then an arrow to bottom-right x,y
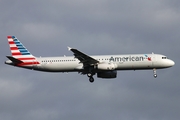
5,36 -> 175,83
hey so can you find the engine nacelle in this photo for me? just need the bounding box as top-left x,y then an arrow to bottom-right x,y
97,63 -> 117,70
97,71 -> 117,78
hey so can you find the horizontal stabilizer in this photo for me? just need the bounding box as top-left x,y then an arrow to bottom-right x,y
6,56 -> 23,63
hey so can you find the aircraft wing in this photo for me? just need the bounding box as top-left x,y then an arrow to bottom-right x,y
68,47 -> 99,65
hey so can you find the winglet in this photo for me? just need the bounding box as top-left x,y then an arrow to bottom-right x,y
67,46 -> 72,51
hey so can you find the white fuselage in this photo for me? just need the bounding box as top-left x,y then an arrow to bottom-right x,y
13,54 -> 174,72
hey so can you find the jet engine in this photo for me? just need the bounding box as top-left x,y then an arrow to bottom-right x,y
97,63 -> 117,70
97,70 -> 117,78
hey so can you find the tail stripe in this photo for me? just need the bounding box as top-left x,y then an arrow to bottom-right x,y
12,53 -> 22,56
9,41 -> 15,44
18,58 -> 35,60
10,47 -> 18,50
11,50 -> 20,53
10,44 -> 16,47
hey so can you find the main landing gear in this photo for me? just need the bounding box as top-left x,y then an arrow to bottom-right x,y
87,73 -> 94,83
89,77 -> 94,83
153,68 -> 157,78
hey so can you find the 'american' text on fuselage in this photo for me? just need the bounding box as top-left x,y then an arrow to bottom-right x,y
109,56 -> 144,62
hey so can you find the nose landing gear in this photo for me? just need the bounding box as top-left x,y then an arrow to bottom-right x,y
153,68 -> 157,78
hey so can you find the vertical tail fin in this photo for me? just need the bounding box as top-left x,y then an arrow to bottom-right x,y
7,36 -> 39,66
7,36 -> 34,57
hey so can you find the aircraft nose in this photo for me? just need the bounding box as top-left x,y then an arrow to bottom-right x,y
168,60 -> 175,67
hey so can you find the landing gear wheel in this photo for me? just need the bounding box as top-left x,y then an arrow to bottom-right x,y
89,77 -> 94,83
154,74 -> 157,78
153,68 -> 157,78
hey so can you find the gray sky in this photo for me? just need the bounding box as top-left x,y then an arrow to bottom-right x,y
0,0 -> 180,120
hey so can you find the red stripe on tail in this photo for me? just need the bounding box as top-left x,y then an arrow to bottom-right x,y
7,36 -> 12,39
17,62 -> 40,66
12,53 -> 22,56
18,58 -> 35,60
9,41 -> 15,44
10,47 -> 18,50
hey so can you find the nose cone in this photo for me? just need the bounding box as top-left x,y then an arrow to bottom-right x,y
168,60 -> 175,67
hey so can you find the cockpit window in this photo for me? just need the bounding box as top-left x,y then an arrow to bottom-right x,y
162,57 -> 167,59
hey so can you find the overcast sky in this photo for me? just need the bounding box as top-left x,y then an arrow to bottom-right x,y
0,0 -> 180,120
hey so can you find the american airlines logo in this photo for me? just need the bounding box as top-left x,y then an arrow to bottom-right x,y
109,55 -> 151,62
145,54 -> 151,61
